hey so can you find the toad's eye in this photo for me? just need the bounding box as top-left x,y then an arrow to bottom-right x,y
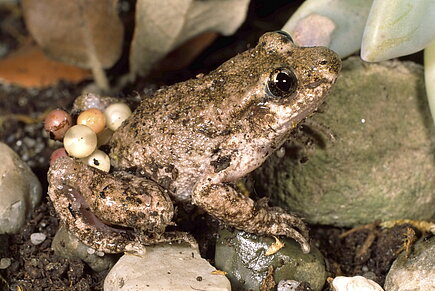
275,30 -> 294,43
267,68 -> 298,98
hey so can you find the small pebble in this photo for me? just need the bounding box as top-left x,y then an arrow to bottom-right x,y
0,258 -> 11,269
87,248 -> 96,255
277,280 -> 302,291
104,103 -> 132,131
63,125 -> 98,158
23,136 -> 36,148
332,276 -> 383,291
276,147 -> 286,158
44,109 -> 72,140
30,232 -> 47,245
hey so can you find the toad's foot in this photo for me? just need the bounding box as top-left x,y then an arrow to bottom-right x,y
125,231 -> 198,256
193,182 -> 310,253
48,157 -> 176,254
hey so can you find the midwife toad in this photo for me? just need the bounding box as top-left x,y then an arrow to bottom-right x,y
48,32 -> 341,254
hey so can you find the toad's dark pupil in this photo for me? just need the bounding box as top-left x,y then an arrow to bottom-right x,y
274,72 -> 293,92
267,68 -> 297,98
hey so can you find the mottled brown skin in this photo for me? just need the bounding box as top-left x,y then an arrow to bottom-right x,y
48,32 -> 341,254
48,158 -> 178,253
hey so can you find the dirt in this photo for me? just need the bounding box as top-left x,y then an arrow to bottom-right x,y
310,224 -> 421,287
0,1 -> 427,290
1,199 -> 107,291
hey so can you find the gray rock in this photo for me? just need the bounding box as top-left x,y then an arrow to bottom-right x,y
215,229 -> 326,291
0,142 -> 42,234
0,257 -> 11,269
104,243 -> 231,291
52,225 -> 117,272
255,58 -> 435,226
384,237 -> 435,291
30,232 -> 47,245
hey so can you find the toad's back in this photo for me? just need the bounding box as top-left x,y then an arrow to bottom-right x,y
109,32 -> 341,202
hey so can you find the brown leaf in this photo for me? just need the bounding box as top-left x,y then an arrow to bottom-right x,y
265,236 -> 285,256
130,0 -> 250,77
0,43 -> 91,88
21,0 -> 124,90
211,270 -> 227,276
21,0 -> 124,69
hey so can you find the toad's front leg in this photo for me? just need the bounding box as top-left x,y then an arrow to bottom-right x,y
48,157 -> 185,254
192,177 -> 311,253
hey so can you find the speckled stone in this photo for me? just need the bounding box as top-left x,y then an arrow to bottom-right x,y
384,237 -> 435,291
51,225 -> 117,272
0,142 -> 42,234
104,243 -> 231,291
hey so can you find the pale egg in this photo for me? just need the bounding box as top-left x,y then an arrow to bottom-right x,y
64,125 -> 98,158
104,103 -> 132,131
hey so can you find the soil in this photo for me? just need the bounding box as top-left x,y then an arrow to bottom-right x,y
0,1 -> 427,290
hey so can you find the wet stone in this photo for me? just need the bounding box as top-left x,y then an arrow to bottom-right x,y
215,229 -> 326,291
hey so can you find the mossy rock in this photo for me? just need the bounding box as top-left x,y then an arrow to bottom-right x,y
254,57 -> 435,226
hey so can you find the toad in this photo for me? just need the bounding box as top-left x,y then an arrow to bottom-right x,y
48,31 -> 341,254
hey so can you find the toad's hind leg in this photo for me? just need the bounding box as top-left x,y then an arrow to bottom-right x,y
47,156 -> 183,254
192,180 -> 311,253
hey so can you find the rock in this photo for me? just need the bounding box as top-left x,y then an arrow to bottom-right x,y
0,142 -> 42,234
278,280 -> 314,291
104,243 -> 231,291
215,229 -> 326,291
254,58 -> 435,226
384,236 -> 435,291
332,276 -> 384,291
52,225 -> 117,272
0,257 -> 11,269
30,232 -> 47,245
